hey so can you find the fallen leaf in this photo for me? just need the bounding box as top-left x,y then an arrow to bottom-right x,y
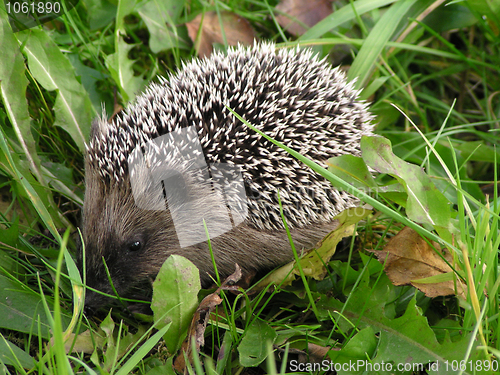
306,343 -> 331,362
186,11 -> 256,57
275,343 -> 331,364
276,0 -> 332,36
255,206 -> 372,288
372,227 -> 466,298
63,329 -> 105,354
220,263 -> 242,288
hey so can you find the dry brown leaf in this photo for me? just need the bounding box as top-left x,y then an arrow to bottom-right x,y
275,343 -> 331,364
174,265 -> 242,373
276,0 -> 332,36
372,227 -> 466,299
307,343 -> 331,362
186,11 -> 256,57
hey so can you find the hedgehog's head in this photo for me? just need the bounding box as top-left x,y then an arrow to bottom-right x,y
79,118 -> 237,314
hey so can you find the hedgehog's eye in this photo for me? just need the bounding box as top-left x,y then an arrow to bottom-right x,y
127,241 -> 142,252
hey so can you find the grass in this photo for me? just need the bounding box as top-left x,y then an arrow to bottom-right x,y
0,0 -> 499,374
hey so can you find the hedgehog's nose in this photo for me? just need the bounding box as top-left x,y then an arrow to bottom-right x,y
83,291 -> 97,317
83,289 -> 104,317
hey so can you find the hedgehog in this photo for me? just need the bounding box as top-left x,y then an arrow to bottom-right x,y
80,42 -> 374,313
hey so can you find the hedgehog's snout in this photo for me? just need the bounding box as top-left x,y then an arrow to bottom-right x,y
79,257 -> 115,315
77,236 -> 127,315
81,258 -> 130,315
83,288 -> 111,317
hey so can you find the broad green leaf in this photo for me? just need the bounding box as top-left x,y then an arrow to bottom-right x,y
105,36 -> 145,103
317,273 -> 394,330
388,133 -> 484,204
456,141 -> 500,163
424,3 -> 478,32
151,255 -> 201,354
361,136 -> 452,228
144,357 -> 176,375
0,217 -> 20,247
0,274 -> 70,339
320,281 -> 480,374
115,0 -> 137,31
106,0 -> 145,103
0,334 -> 35,369
100,312 -> 118,370
20,29 -> 92,152
328,327 -> 377,374
67,54 -> 110,116
327,154 -> 378,189
329,260 -> 363,288
373,297 -> 476,375
41,158 -> 84,205
467,0 -> 500,31
0,251 -> 16,274
0,14 -> 43,182
87,0 -> 118,30
238,319 -> 277,367
0,16 -> 76,231
136,0 -> 187,53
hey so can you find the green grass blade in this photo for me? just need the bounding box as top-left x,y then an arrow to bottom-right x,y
115,323 -> 171,375
299,0 -> 397,40
0,334 -> 34,370
284,38 -> 498,70
348,0 -> 420,88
